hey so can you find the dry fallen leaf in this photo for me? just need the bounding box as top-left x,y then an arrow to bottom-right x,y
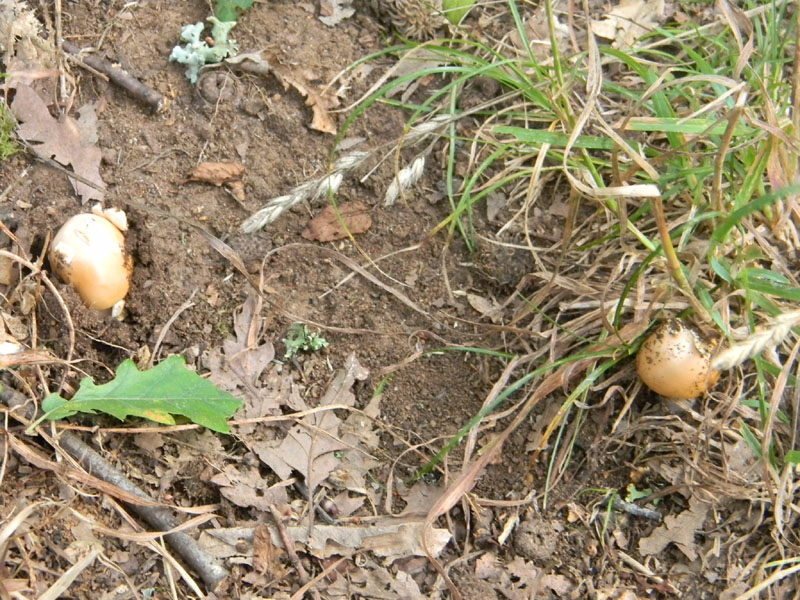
186,161 -> 245,186
207,292 -> 277,428
224,51 -> 339,133
302,201 -> 372,242
11,84 -> 105,203
590,0 -> 665,48
209,464 -> 290,511
251,354 -> 369,498
272,63 -> 339,135
202,519 -> 451,562
0,1 -> 57,90
253,523 -> 286,579
638,495 -> 709,561
466,292 -> 503,323
318,0 -> 355,27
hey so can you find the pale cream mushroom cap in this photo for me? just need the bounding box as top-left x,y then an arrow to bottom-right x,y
636,319 -> 720,399
49,213 -> 132,310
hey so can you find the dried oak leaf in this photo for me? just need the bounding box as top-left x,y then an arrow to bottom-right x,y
253,523 -> 286,579
186,161 -> 245,186
206,292 -> 277,433
202,519 -> 451,562
301,201 -> 372,242
209,464 -> 289,511
638,495 -> 709,561
271,63 -> 339,135
251,354 -> 368,497
11,84 -> 105,203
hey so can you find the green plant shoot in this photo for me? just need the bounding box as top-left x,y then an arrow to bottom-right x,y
283,323 -> 329,358
442,0 -> 475,25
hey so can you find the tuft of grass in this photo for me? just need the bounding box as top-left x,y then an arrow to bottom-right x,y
329,0 -> 800,594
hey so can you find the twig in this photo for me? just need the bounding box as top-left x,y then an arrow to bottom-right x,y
617,550 -> 679,594
150,291 -> 197,367
269,504 -> 321,600
600,496 -> 662,522
57,433 -> 229,588
62,41 -> 164,112
1,386 -> 229,591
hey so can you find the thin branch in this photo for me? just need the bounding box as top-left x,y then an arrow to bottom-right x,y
62,41 -> 164,112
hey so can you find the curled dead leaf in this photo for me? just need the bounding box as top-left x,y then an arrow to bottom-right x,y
186,161 -> 245,186
302,201 -> 372,242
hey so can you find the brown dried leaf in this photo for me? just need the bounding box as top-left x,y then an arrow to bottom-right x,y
318,0 -> 355,26
186,161 -> 245,186
638,495 -> 709,560
270,63 -> 339,134
466,293 -> 502,323
207,292 -> 277,428
227,179 -> 246,203
11,84 -> 105,203
590,0 -> 665,48
301,201 -> 372,242
253,523 -> 286,579
390,571 -> 425,599
330,390 -> 382,496
203,520 -> 451,562
209,464 -> 289,511
0,1 -> 57,89
251,354 -> 368,497
307,91 -> 338,135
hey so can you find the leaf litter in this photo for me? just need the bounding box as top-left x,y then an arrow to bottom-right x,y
10,84 -> 106,203
198,301 -> 454,591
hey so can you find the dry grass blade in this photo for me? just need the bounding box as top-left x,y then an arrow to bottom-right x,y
0,501 -> 54,549
5,432 -> 162,507
38,546 -> 102,600
422,322 -> 645,597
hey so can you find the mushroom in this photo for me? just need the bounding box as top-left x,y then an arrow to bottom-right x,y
49,206 -> 132,314
636,319 -> 720,399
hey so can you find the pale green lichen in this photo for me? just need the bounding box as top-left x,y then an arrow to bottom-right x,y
169,17 -> 238,83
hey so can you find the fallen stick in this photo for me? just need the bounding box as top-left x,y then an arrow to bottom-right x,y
1,385 -> 229,591
62,41 -> 164,112
269,504 -> 321,600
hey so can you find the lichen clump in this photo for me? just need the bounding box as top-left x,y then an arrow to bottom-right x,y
169,17 -> 239,83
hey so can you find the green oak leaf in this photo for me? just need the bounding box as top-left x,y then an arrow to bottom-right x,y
442,0 -> 475,25
215,0 -> 254,22
41,356 -> 241,433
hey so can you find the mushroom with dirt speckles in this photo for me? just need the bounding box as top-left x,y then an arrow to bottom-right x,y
636,319 -> 720,399
49,207 -> 132,314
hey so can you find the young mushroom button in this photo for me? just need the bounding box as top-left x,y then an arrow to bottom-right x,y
635,319 -> 720,399
49,206 -> 133,316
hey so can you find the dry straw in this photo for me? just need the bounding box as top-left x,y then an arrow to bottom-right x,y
712,310 -> 800,370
